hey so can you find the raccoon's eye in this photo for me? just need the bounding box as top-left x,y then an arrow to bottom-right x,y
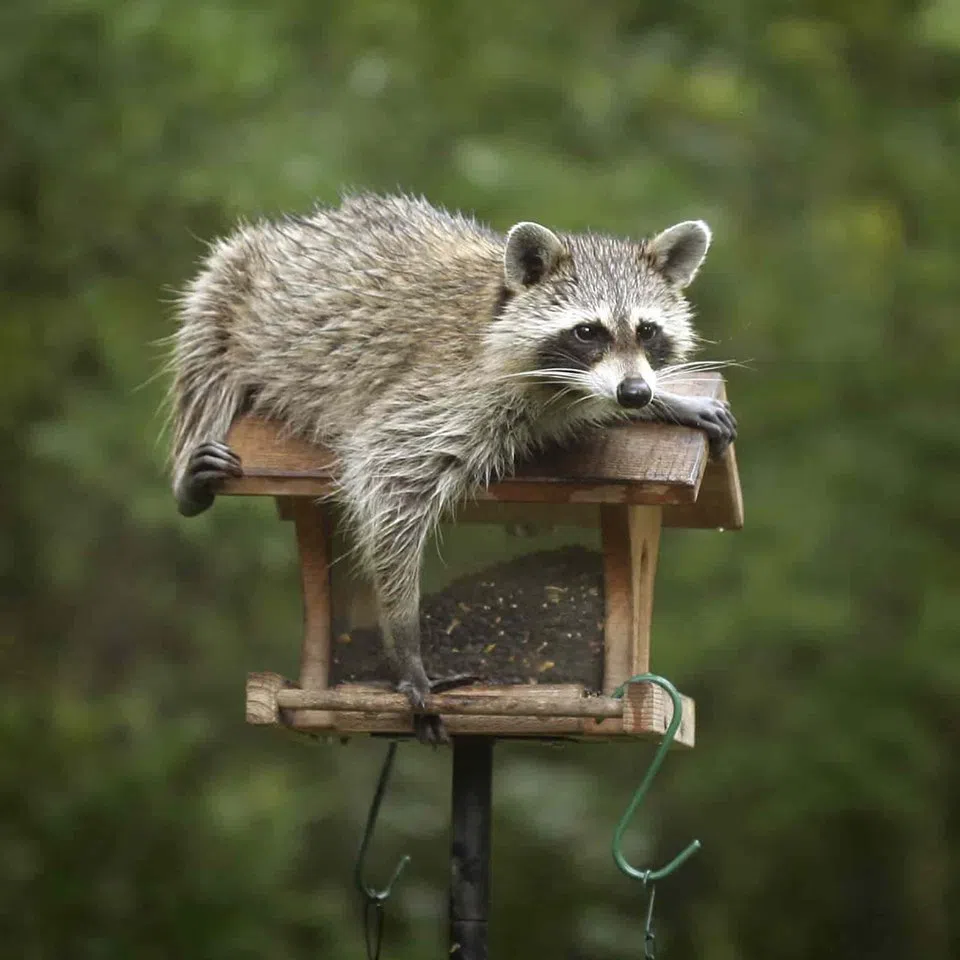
573,323 -> 604,342
637,321 -> 659,343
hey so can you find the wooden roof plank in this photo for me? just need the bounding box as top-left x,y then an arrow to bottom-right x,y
219,372 -> 742,529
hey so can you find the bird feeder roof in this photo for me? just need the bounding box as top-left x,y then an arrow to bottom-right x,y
221,372 -> 742,530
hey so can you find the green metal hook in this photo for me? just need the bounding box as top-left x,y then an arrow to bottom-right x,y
610,674 -> 701,885
354,742 -> 411,903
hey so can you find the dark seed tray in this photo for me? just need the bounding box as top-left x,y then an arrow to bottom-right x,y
329,546 -> 606,691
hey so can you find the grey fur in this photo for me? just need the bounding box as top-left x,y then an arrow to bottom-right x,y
167,192 -> 734,724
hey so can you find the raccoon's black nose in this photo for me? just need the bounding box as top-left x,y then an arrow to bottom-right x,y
616,377 -> 653,409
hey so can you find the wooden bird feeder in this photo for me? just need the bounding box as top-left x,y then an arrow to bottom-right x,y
227,373 -> 742,747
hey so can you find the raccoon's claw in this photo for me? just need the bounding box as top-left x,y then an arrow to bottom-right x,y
429,673 -> 481,694
694,398 -> 737,459
398,673 -> 480,746
413,714 -> 446,746
660,394 -> 737,460
397,674 -> 430,710
177,441 -> 243,517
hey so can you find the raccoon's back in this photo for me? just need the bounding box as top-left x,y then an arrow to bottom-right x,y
178,193 -> 505,438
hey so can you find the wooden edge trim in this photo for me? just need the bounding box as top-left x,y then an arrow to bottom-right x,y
221,476 -> 698,506
248,681 -> 694,743
276,685 -> 623,718
620,683 -> 695,746
281,709 -> 694,744
246,671 -> 289,725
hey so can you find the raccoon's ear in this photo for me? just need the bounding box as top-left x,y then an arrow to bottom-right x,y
647,220 -> 712,287
504,222 -> 565,291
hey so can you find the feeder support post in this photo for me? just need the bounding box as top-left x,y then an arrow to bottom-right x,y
449,736 -> 494,960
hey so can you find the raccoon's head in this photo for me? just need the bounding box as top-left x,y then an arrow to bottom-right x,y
492,218 -> 711,413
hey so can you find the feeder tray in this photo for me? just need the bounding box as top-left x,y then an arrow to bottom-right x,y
225,373 -> 743,744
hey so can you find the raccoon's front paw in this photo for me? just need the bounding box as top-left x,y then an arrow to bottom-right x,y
176,441 -> 243,517
678,396 -> 738,459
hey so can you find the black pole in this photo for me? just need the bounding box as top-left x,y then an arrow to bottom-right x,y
449,736 -> 493,960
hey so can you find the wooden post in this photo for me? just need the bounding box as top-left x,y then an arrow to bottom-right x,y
600,504 -> 662,694
628,504 -> 662,677
289,499 -> 333,690
284,499 -> 336,732
449,736 -> 493,960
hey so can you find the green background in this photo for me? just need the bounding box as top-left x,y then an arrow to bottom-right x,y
3,1 -> 958,957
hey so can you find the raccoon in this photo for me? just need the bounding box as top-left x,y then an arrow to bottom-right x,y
169,193 -> 736,742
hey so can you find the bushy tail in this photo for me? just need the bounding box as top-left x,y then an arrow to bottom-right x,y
167,276 -> 247,497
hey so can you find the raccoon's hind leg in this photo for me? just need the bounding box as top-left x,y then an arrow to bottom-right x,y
384,603 -> 476,745
175,441 -> 243,516
344,478 -> 476,744
373,547 -> 477,745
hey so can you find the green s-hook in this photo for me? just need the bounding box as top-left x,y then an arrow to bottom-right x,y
610,674 -> 701,884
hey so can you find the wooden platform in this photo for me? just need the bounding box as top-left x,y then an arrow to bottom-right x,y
220,374 -> 743,531
226,373 -> 742,743
247,673 -> 696,745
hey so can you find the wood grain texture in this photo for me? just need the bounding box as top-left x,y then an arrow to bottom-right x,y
663,443 -> 743,530
290,501 -> 333,707
246,671 -> 287,725
620,681 -> 695,745
628,506 -> 661,679
276,683 -> 619,716
290,704 -> 694,743
304,712 -> 590,737
600,506 -> 633,695
219,373 -> 743,528
600,505 -> 662,694
245,677 -> 695,743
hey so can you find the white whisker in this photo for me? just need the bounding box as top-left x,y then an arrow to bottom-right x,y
657,358 -> 752,381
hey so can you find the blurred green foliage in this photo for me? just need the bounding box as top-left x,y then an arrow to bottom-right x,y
2,1 -> 959,957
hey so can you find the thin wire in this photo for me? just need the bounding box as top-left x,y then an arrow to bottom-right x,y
363,900 -> 385,960
354,741 -> 410,960
644,884 -> 657,960
355,742 -> 411,902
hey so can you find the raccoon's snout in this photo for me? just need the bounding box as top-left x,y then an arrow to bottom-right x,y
616,377 -> 653,409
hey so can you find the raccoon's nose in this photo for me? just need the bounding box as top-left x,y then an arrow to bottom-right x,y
616,377 -> 653,409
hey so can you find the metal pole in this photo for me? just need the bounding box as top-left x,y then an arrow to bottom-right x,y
449,736 -> 493,960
